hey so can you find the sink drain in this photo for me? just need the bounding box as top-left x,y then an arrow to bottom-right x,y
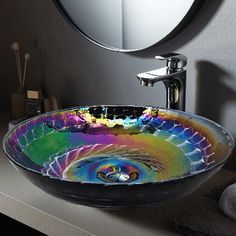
97,165 -> 139,183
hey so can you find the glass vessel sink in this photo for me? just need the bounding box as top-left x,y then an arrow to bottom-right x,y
3,106 -> 234,208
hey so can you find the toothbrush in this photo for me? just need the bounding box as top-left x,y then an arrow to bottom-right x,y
17,46 -> 22,88
22,53 -> 31,88
11,42 -> 22,87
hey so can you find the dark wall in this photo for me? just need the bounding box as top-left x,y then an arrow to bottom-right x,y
0,0 -> 235,169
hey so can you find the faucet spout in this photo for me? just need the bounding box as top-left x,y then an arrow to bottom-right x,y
137,53 -> 187,111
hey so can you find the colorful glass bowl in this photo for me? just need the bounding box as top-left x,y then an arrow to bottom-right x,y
3,106 -> 234,208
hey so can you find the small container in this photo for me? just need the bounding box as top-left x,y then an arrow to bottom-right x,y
11,88 -> 26,119
26,98 -> 43,118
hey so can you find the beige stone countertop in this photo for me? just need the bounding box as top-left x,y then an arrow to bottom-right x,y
0,114 -> 235,236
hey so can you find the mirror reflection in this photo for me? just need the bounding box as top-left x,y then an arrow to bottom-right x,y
56,0 -> 197,51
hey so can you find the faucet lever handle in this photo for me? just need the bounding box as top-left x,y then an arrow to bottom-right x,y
155,53 -> 187,70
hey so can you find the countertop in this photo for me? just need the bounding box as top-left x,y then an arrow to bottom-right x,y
0,114 -> 235,236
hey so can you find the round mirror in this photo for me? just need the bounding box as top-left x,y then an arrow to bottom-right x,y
54,0 -> 202,52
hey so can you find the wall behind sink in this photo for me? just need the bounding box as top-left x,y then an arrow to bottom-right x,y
0,0 -> 236,170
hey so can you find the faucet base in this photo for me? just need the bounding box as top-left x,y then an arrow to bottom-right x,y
164,72 -> 186,111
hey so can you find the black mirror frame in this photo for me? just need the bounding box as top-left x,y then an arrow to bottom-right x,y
53,0 -> 204,52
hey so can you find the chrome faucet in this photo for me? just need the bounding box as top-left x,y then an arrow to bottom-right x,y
137,53 -> 187,111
